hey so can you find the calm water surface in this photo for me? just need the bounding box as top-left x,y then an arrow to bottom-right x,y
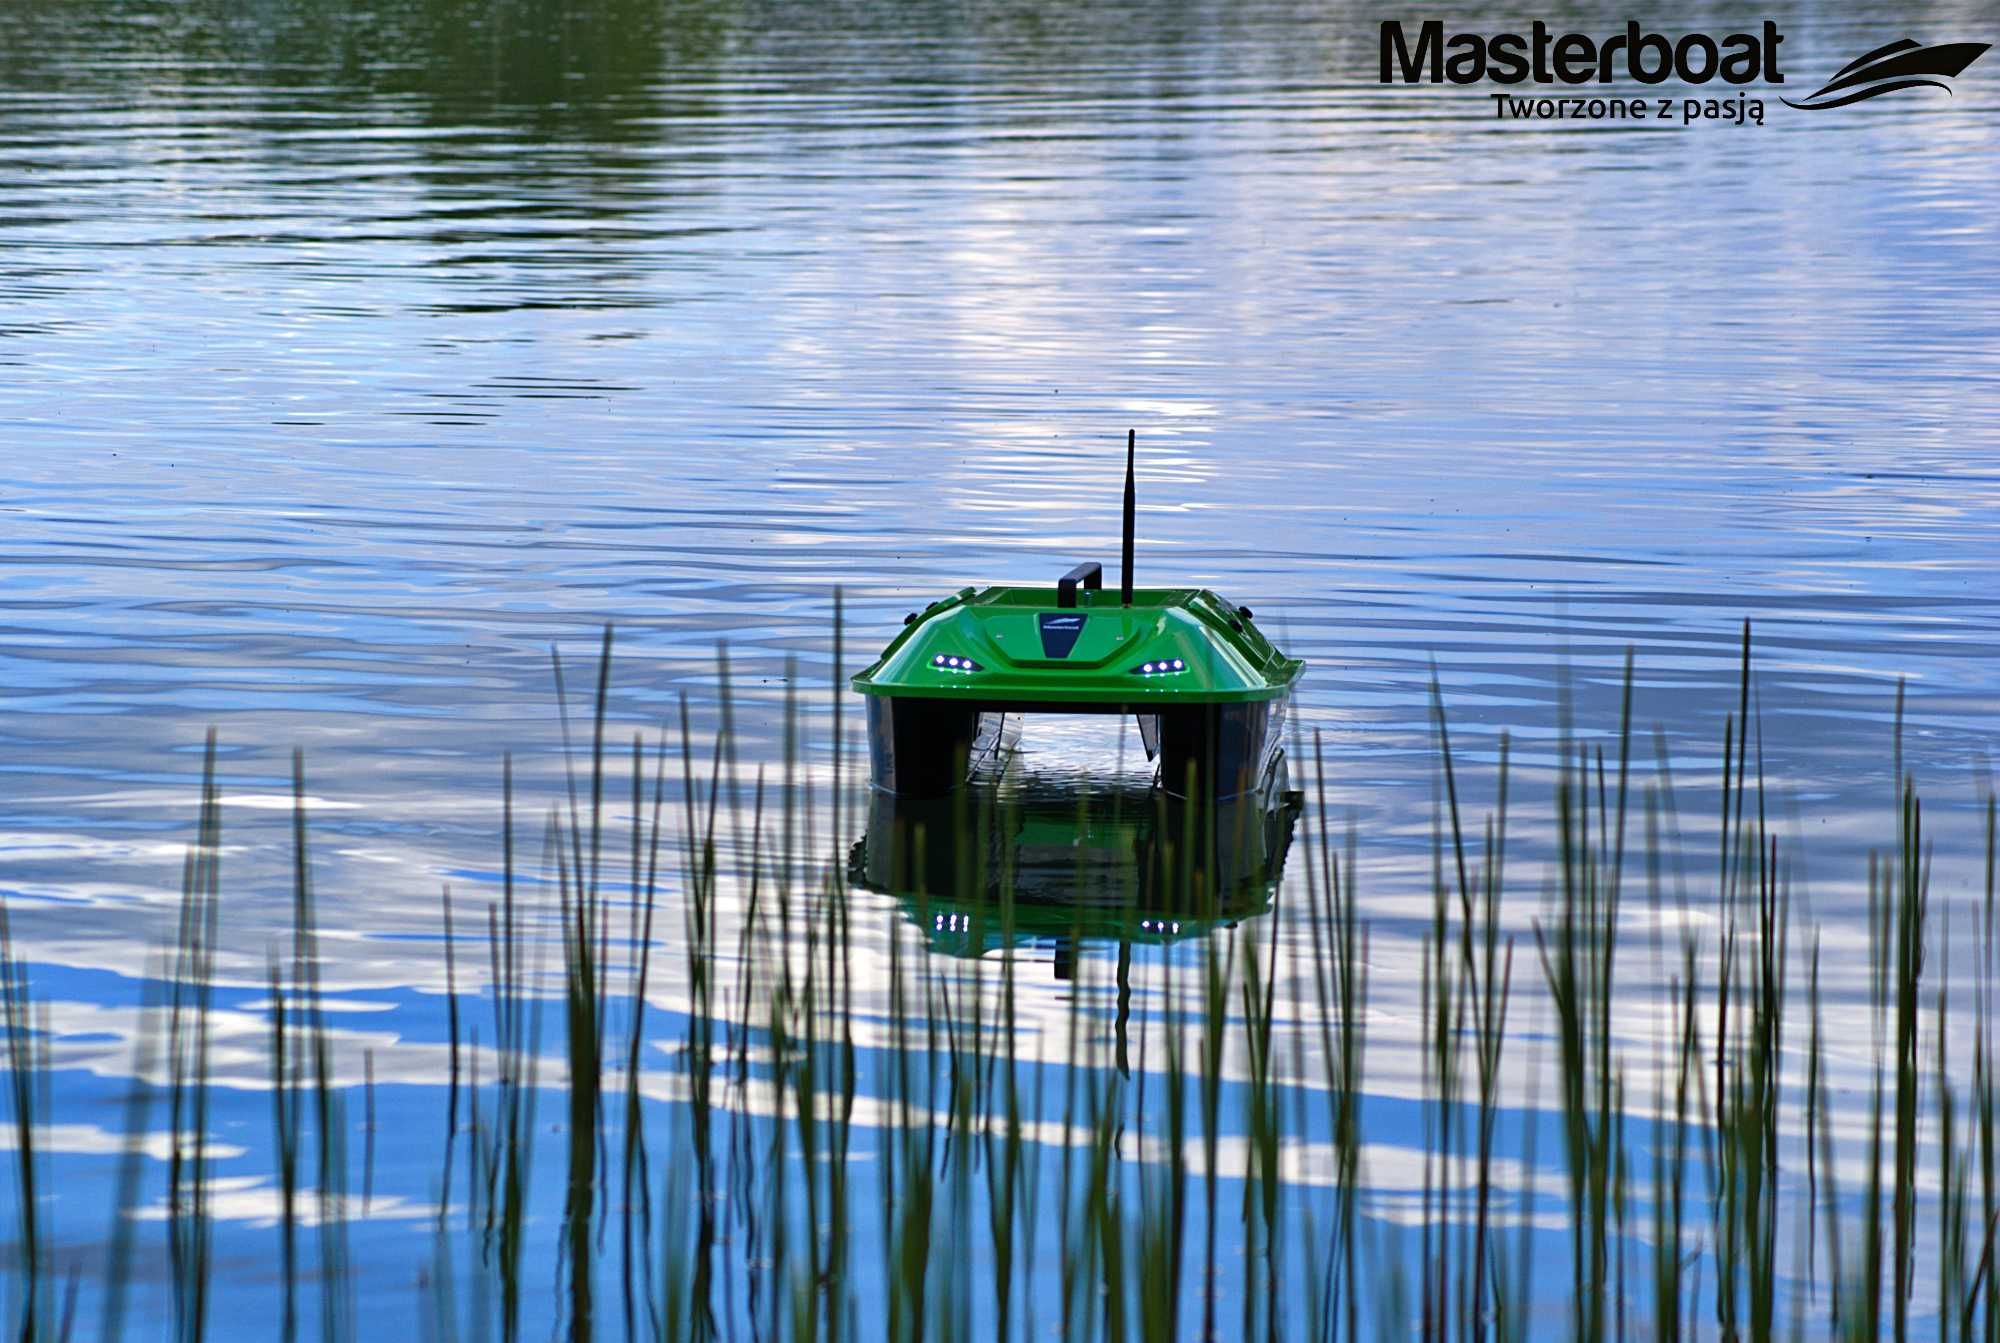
2,0 -> 1998,1332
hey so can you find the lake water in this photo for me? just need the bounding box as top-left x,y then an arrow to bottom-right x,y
2,0 -> 1998,1335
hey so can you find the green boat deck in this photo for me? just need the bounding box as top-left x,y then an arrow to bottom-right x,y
851,584 -> 1303,707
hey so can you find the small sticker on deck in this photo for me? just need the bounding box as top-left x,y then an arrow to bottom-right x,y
1038,613 -> 1086,658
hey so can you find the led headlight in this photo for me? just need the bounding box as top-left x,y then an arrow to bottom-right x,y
931,652 -> 983,673
1131,657 -> 1187,676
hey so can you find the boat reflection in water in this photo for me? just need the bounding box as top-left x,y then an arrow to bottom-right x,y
848,756 -> 1301,980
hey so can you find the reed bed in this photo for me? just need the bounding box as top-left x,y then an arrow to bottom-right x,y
0,622 -> 1993,1341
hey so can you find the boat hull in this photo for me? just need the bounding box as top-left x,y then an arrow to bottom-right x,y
864,693 -> 1287,801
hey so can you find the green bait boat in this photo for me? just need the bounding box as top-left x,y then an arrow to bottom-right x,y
853,432 -> 1304,799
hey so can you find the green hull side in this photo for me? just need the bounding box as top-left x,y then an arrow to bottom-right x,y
851,585 -> 1302,706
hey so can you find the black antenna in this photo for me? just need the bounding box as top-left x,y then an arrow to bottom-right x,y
1120,428 -> 1136,605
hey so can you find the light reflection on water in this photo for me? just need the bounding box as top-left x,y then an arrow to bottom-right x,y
1,0 -> 1999,1332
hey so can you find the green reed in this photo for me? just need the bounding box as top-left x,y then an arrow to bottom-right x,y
3,620 -> 2000,1341
0,790 -> 49,1341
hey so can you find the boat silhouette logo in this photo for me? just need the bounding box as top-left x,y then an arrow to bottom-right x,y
1784,37 -> 1989,109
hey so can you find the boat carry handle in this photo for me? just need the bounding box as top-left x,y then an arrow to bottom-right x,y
1057,562 -> 1103,608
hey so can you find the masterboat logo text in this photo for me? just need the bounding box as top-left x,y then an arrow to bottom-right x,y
1381,20 -> 1786,87
1378,20 -> 1988,126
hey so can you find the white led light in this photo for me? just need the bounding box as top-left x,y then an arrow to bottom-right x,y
1172,659 -> 1185,670
1142,663 -> 1155,673
934,654 -> 945,665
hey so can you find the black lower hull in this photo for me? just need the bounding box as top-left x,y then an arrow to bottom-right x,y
864,695 -> 1287,801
